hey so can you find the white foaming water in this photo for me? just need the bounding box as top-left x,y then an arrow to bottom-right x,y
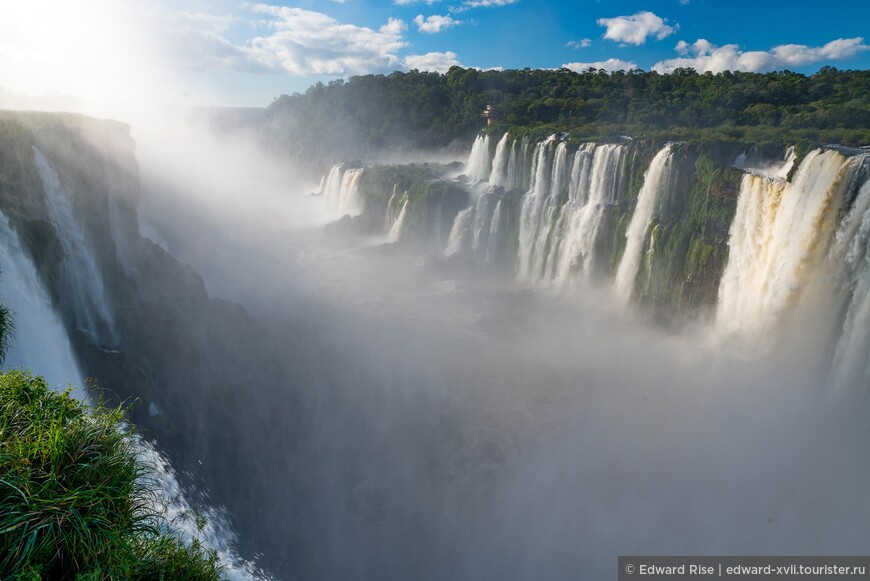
489,133 -> 511,187
735,145 -> 797,180
388,198 -> 409,243
527,142 -> 568,278
716,150 -> 854,337
613,144 -> 674,304
829,168 -> 870,389
550,143 -> 626,285
471,189 -> 498,256
34,147 -> 117,345
336,168 -> 365,217
0,210 -> 84,395
384,185 -> 399,228
445,206 -> 475,256
322,163 -> 345,208
517,135 -> 557,279
465,134 -> 492,182
486,198 -> 504,262
135,438 -> 274,581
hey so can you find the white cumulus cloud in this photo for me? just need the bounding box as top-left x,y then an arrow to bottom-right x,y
562,58 -> 637,73
655,37 -> 869,73
451,0 -> 519,12
414,14 -> 461,33
597,11 -> 676,45
245,5 -> 408,75
566,38 -> 592,49
404,51 -> 462,72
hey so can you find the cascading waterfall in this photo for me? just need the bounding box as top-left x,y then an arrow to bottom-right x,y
528,142 -> 569,278
445,207 -> 475,256
829,168 -> 870,389
34,147 -> 117,345
388,198 -> 409,243
486,198 -> 504,262
549,143 -> 626,285
135,439 -> 273,581
336,168 -> 365,217
319,163 -> 365,217
489,133 -> 511,187
716,149 -> 856,337
517,135 -> 557,279
322,163 -> 345,208
613,144 -> 674,305
735,145 -> 797,180
465,134 -> 491,182
0,210 -> 84,395
471,189 -> 499,256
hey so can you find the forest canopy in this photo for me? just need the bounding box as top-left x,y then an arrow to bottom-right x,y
260,66 -> 870,167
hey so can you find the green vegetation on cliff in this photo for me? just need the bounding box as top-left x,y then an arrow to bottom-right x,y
0,368 -> 224,580
262,66 -> 870,168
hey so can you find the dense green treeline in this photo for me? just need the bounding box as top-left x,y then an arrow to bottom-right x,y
261,66 -> 870,168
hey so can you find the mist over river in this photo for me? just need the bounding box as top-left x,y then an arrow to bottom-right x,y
123,118 -> 870,580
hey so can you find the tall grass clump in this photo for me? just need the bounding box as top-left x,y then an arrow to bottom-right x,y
0,369 -> 224,580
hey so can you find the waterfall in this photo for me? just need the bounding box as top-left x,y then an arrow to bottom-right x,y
528,142 -> 569,278
465,134 -> 492,183
0,210 -> 84,395
550,143 -> 626,285
384,185 -> 399,228
471,190 -> 498,257
735,145 -> 797,180
613,144 -> 674,305
716,150 -> 855,337
388,198 -> 409,243
517,135 -> 557,279
313,174 -> 326,196
34,147 -> 117,345
322,163 -> 345,208
829,170 -> 870,389
135,439 -> 273,581
486,198 -> 504,263
489,133 -> 511,187
445,207 -> 475,256
505,140 -> 519,190
337,168 -> 365,217
319,163 -> 365,217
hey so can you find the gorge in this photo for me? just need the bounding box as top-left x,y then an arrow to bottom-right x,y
1,70 -> 869,580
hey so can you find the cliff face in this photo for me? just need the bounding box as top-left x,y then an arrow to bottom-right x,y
0,112 -> 295,570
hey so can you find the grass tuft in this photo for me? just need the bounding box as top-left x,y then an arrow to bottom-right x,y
0,369 -> 224,580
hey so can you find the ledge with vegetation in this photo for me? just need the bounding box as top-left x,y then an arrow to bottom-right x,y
0,368 -> 224,580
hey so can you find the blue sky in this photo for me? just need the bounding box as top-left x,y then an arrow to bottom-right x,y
1,0 -> 868,107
